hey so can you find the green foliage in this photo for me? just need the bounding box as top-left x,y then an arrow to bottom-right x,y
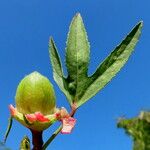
0,13 -> 144,150
66,13 -> 90,104
49,13 -> 143,108
118,112 -> 150,150
3,116 -> 13,143
49,38 -> 73,104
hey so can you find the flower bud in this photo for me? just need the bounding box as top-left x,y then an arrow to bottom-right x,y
9,71 -> 76,132
15,71 -> 56,115
9,72 -> 58,131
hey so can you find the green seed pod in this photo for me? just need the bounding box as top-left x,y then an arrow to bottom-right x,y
9,71 -> 76,132
15,71 -> 56,115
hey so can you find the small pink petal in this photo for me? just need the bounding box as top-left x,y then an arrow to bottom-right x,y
9,104 -> 17,116
61,117 -> 76,134
25,114 -> 37,123
35,112 -> 50,122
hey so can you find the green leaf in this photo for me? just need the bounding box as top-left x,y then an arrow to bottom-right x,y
118,111 -> 150,150
3,116 -> 13,143
77,21 -> 143,107
49,38 -> 73,104
49,13 -> 143,108
66,13 -> 90,103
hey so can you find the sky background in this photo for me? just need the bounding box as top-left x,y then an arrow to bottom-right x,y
0,0 -> 150,150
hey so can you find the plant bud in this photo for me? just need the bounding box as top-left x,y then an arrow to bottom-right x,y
15,71 -> 56,115
9,72 -> 76,132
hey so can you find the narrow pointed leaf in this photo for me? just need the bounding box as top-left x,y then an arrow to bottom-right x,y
77,21 -> 143,107
66,13 -> 90,103
49,38 -> 72,104
3,116 -> 13,143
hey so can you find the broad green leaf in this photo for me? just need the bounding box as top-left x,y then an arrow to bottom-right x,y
77,21 -> 143,107
118,111 -> 150,150
49,38 -> 73,104
49,13 -> 143,108
66,13 -> 90,103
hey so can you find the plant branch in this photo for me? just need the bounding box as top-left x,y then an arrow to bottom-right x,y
31,130 -> 43,150
42,125 -> 62,150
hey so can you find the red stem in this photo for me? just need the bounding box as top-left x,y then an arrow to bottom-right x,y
70,103 -> 77,117
31,130 -> 43,150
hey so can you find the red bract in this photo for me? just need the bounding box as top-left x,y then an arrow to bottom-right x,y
26,112 -> 50,123
9,104 -> 76,134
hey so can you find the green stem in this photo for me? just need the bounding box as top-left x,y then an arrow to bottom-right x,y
42,125 -> 62,150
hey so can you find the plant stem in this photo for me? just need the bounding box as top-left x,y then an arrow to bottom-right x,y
42,125 -> 62,150
70,104 -> 77,117
31,130 -> 43,150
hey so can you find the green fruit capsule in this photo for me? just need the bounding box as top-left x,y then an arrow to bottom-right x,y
9,71 -> 76,132
15,71 -> 56,115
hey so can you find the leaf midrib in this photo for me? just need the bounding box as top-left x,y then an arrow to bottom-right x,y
75,19 -> 79,102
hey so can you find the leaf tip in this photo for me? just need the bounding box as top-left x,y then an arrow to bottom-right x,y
138,21 -> 143,27
49,36 -> 53,44
135,21 -> 143,31
75,12 -> 81,17
49,36 -> 55,50
73,12 -> 82,22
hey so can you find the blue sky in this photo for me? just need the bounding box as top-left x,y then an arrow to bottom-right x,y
0,0 -> 150,149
